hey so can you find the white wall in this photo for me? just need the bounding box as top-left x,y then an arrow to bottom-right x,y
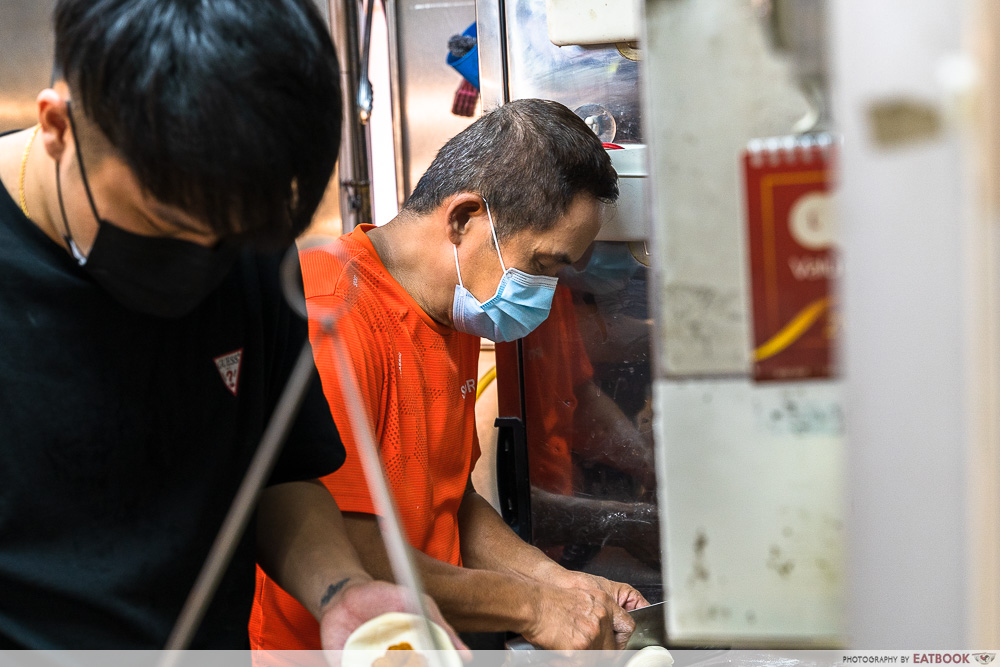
832,0 -> 1000,646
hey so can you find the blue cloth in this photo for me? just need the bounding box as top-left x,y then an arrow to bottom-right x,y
447,22 -> 479,90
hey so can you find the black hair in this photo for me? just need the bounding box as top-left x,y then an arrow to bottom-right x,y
403,99 -> 618,240
53,0 -> 342,246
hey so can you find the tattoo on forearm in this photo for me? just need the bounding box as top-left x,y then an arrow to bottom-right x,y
320,577 -> 350,608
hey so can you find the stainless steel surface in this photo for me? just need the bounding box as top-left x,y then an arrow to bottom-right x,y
504,635 -> 534,651
495,0 -> 650,242
625,601 -> 667,650
329,0 -> 373,229
357,0 -> 375,125
598,145 -> 650,242
387,0 -> 478,202
475,0 -> 508,109
383,0 -> 407,209
1,0 -> 57,133
503,0 -> 643,144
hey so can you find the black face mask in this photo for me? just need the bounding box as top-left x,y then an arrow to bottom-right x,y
56,103 -> 239,319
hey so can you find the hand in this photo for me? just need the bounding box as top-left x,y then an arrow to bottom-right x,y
317,580 -> 469,659
546,569 -> 649,648
521,581 -> 619,650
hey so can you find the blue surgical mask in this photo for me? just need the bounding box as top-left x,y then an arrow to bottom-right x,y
451,200 -> 558,342
557,242 -> 639,295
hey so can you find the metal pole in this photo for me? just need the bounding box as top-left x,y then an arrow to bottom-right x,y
329,0 -> 373,230
317,316 -> 445,655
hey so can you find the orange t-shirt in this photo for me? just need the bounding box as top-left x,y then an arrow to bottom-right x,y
249,225 -> 481,650
520,286 -> 594,495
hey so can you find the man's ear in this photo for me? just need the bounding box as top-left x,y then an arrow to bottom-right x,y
444,192 -> 488,246
36,88 -> 72,163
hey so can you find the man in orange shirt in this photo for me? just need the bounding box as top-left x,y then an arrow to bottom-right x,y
251,99 -> 648,651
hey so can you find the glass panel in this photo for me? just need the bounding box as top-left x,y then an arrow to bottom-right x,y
497,0 -> 660,604
503,0 -> 643,144
520,242 -> 661,603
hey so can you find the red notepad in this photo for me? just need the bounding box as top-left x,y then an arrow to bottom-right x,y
743,135 -> 838,381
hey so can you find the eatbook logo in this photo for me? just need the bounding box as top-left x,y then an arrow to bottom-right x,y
214,349 -> 243,396
975,655 -> 995,665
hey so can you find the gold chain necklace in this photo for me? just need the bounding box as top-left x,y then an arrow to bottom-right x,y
18,125 -> 41,219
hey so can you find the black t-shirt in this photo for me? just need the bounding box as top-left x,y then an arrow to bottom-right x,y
0,166 -> 346,648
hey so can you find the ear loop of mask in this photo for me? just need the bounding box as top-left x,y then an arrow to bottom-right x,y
452,244 -> 465,289
56,101 -> 101,266
55,159 -> 87,265
482,198 -> 507,272
453,197 -> 507,290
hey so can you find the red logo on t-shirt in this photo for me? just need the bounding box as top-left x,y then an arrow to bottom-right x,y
213,349 -> 243,396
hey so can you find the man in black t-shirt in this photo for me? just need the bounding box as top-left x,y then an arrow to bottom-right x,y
0,0 -> 455,650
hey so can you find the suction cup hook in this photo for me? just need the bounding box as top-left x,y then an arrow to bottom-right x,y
574,103 -> 618,144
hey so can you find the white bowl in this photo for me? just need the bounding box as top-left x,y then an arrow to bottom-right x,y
341,612 -> 461,667
625,646 -> 675,667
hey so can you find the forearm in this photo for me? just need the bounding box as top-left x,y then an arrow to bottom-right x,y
531,487 -> 656,548
456,488 -> 564,582
531,488 -> 662,568
573,381 -> 653,481
256,480 -> 371,620
455,490 -> 642,649
342,511 -> 540,634
343,509 -> 625,649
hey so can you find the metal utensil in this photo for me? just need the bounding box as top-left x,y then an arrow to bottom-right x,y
625,601 -> 667,650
